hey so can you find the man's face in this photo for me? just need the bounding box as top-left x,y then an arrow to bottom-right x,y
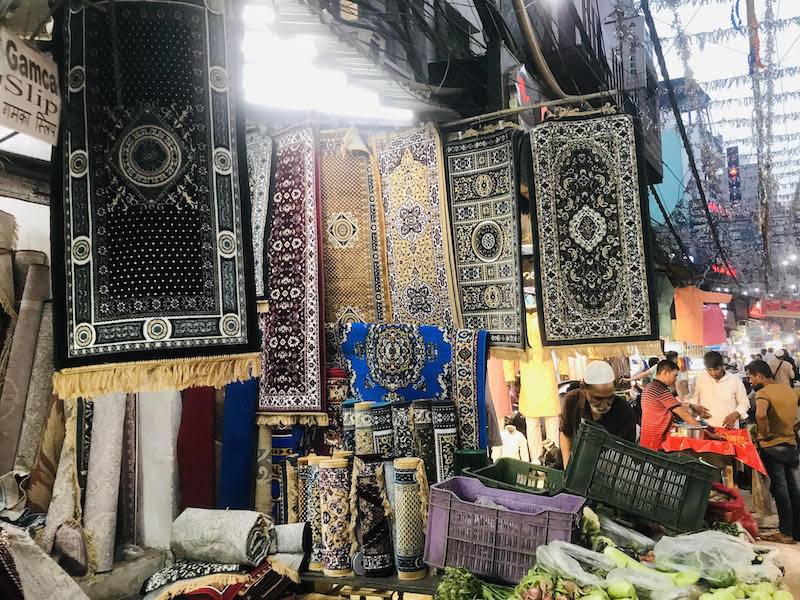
586,383 -> 615,415
747,371 -> 765,389
661,368 -> 678,387
706,365 -> 725,381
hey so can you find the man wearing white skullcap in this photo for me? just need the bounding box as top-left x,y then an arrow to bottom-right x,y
559,360 -> 635,466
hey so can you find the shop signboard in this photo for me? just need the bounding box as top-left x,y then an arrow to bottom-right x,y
0,26 -> 60,145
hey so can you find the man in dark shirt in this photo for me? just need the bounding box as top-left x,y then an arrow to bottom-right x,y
560,360 -> 636,466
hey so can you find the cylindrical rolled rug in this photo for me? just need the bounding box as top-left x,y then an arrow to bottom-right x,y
391,400 -> 413,459
431,401 -> 458,483
305,455 -> 325,572
295,456 -> 309,524
0,263 -> 49,473
13,302 -> 53,473
83,393 -> 127,572
274,522 -> 311,554
10,250 -> 46,303
341,398 -> 357,452
410,400 -> 436,484
393,457 -> 428,580
271,454 -> 298,525
352,455 -> 394,577
318,457 -> 354,577
254,424 -> 272,515
354,401 -> 375,455
324,368 -> 349,452
370,402 -> 394,459
171,508 -> 274,567
25,396 -> 65,514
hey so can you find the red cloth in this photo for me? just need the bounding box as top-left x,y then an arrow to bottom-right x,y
703,304 -> 726,346
661,428 -> 766,474
640,380 -> 680,451
178,387 -> 217,509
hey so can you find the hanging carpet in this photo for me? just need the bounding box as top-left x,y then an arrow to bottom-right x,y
319,130 -> 391,369
178,387 -> 216,510
246,129 -> 272,301
352,455 -> 394,577
444,126 -> 526,349
431,401 -> 458,483
218,379 -> 257,510
450,329 -> 488,450
51,0 -> 259,400
529,113 -> 658,345
258,126 -> 326,424
372,125 -> 460,328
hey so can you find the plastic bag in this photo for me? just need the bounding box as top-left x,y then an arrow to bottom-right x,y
535,541 -> 606,588
606,569 -> 701,600
654,531 -> 755,588
598,514 -> 656,552
557,541 -> 617,575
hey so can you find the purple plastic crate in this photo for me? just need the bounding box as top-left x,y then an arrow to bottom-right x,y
424,476 -> 585,584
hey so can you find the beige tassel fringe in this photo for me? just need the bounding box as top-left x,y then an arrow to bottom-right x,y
53,353 -> 261,400
255,413 -> 329,427
415,458 -> 429,526
374,461 -> 393,518
152,572 -> 248,600
348,457 -> 360,555
268,556 -> 301,583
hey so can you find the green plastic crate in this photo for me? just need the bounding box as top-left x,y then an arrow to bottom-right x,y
464,458 -> 566,495
565,420 -> 717,531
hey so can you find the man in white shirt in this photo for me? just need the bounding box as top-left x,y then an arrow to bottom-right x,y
693,351 -> 750,428
768,350 -> 795,387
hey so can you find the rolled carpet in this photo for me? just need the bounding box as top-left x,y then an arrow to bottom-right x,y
10,250 -> 46,303
305,455 -> 324,571
178,387 -> 216,510
0,251 -> 16,398
318,457 -> 354,577
137,391 -> 182,550
171,508 -> 275,567
341,398 -> 356,452
0,525 -> 24,600
83,393 -> 126,572
411,399 -> 435,484
393,457 -> 428,580
254,424 -> 272,514
391,400 -> 413,458
370,402 -> 393,459
352,455 -> 394,576
431,401 -> 458,483
143,559 -> 242,595
218,379 -> 257,510
1,522 -> 89,600
13,302 -> 53,473
116,393 -> 138,547
296,455 -> 310,522
0,263 -> 50,473
274,522 -> 311,554
25,396 -> 66,514
354,401 -> 375,455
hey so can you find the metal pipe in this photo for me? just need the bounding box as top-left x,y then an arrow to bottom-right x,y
512,0 -> 568,99
441,89 -> 618,129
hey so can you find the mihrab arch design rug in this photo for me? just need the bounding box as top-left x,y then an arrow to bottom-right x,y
529,113 -> 658,346
51,0 -> 259,399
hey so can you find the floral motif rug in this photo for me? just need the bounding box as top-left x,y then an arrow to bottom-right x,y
372,126 -> 460,327
444,127 -> 526,349
529,114 -> 657,345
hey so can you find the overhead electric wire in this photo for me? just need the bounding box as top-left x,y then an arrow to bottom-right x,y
650,185 -> 694,264
641,0 -> 741,289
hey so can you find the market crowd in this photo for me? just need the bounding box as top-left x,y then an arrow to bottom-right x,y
503,347 -> 800,545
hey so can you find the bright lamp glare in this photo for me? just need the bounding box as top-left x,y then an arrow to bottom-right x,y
242,29 -> 414,123
243,4 -> 276,27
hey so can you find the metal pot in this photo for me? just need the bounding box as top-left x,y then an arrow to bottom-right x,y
673,424 -> 708,439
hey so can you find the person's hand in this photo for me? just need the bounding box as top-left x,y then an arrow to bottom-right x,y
692,404 -> 711,419
620,376 -> 630,383
722,411 -> 741,429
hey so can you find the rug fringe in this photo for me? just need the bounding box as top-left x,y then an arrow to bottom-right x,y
52,353 -> 261,399
255,413 -> 329,427
549,340 -> 662,361
374,461 -> 393,518
152,572 -> 248,600
268,556 -> 301,583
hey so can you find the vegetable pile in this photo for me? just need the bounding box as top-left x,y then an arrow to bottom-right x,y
435,568 -> 514,600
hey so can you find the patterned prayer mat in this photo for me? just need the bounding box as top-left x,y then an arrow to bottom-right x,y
411,400 -> 436,484
318,458 -> 354,577
371,402 -> 394,459
306,456 -> 324,571
391,400 -> 414,458
444,127 -> 526,349
51,1 -> 259,399
319,131 -> 390,369
529,113 -> 658,345
324,368 -> 349,452
259,126 -> 325,422
341,399 -> 356,452
450,329 -> 488,449
393,457 -> 428,580
354,401 -> 376,456
352,455 -> 395,577
372,125 -> 460,327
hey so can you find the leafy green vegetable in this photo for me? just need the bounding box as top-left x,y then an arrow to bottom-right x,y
435,567 -> 482,600
606,581 -> 635,599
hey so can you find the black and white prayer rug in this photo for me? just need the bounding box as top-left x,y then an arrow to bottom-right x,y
529,113 -> 658,345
